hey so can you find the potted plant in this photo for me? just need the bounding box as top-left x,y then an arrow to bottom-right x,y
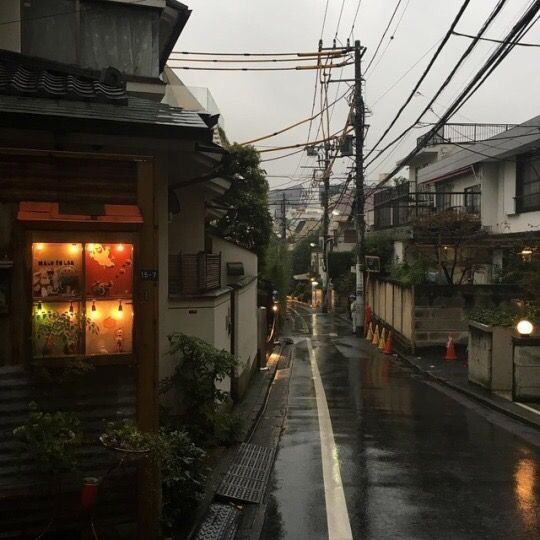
34,310 -> 99,357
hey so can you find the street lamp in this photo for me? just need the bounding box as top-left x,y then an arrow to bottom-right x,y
310,242 -> 317,247
516,319 -> 534,336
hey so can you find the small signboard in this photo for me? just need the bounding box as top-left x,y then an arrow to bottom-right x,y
365,256 -> 381,273
140,269 -> 158,281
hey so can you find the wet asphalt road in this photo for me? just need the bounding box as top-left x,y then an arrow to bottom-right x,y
261,304 -> 540,540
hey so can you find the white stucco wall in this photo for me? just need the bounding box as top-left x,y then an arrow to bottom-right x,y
209,235 -> 257,285
234,279 -> 258,374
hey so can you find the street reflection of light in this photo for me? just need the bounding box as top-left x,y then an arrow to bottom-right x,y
515,457 -> 536,529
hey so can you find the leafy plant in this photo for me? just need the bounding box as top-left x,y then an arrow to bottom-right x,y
161,333 -> 238,446
13,403 -> 83,475
34,310 -> 99,356
100,419 -> 151,453
156,428 -> 207,530
467,303 -> 539,327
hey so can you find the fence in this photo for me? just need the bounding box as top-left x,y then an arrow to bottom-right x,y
416,123 -> 516,147
169,251 -> 222,296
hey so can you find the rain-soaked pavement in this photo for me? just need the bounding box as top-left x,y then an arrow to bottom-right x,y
260,304 -> 540,540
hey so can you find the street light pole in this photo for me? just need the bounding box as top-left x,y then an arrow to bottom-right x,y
354,40 -> 366,334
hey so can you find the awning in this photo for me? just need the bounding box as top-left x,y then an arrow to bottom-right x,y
17,202 -> 143,225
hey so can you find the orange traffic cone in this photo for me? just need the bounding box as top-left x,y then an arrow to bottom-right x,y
371,325 -> 380,346
378,328 -> 386,350
366,322 -> 373,341
383,331 -> 393,354
444,334 -> 458,362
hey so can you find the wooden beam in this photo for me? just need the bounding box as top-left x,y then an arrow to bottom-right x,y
135,158 -> 160,539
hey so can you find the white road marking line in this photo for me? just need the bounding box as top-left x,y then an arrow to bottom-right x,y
515,402 -> 540,415
306,338 -> 353,540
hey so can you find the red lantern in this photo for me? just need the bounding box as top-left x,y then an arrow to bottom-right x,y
81,477 -> 100,509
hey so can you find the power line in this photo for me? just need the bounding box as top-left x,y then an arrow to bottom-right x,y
169,49 -> 349,57
373,0 -> 540,191
365,0 -> 508,168
166,55 -> 348,63
364,0 -> 404,74
348,0 -> 364,39
168,60 -> 354,71
335,0 -> 347,38
260,149 -> 305,163
451,30 -> 540,47
239,87 -> 352,145
321,0 -> 331,39
365,0 -> 472,163
257,126 -> 354,153
365,0 -> 411,77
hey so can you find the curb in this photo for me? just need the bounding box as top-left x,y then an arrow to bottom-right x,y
187,343 -> 284,540
395,350 -> 540,431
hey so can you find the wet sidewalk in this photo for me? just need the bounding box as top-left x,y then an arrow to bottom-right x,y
396,345 -> 540,430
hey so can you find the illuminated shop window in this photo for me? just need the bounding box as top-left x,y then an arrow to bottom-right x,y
32,242 -> 133,358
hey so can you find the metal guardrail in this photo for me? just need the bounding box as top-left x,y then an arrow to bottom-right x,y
417,123 -> 516,148
373,182 -> 481,229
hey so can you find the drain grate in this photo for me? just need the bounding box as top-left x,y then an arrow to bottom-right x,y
195,503 -> 240,540
216,443 -> 275,504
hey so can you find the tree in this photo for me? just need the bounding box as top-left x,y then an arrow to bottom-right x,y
411,211 -> 487,285
291,232 -> 318,276
214,144 -> 272,265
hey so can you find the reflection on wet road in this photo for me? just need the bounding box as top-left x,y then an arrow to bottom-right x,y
261,306 -> 540,539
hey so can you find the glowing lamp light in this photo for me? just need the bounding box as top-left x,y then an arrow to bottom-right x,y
310,243 -> 317,247
516,319 -> 534,336
35,243 -> 44,252
332,210 -> 340,216
69,243 -> 79,254
311,281 -> 319,287
272,305 -> 278,313
116,244 -> 125,252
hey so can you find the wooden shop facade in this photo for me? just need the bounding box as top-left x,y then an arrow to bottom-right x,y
0,48 -> 219,538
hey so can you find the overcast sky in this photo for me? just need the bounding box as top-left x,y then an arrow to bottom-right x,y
173,1 -> 540,192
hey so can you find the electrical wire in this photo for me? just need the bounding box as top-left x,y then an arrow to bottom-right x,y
260,149 -> 305,163
364,0 -> 404,74
335,0 -> 347,39
239,87 -> 352,145
365,0 -> 472,163
348,0 -> 364,39
168,60 -> 354,71
257,126 -> 354,153
166,55 -> 348,63
365,0 -> 509,167
169,49 -> 349,57
365,0 -> 411,77
451,30 -> 540,47
321,0 -> 331,38
372,0 -> 540,190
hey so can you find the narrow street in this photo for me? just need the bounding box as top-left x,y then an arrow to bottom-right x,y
261,302 -> 540,540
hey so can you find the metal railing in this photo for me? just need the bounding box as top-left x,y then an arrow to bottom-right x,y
373,182 -> 481,230
417,123 -> 516,148
169,252 -> 222,296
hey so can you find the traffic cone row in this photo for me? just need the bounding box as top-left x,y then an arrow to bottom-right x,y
366,322 -> 394,355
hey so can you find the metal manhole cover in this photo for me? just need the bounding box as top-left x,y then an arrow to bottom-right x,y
195,503 -> 240,540
216,443 -> 276,504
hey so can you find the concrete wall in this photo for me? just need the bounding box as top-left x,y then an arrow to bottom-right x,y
513,342 -> 540,401
209,235 -> 257,285
0,0 -> 21,53
232,279 -> 258,400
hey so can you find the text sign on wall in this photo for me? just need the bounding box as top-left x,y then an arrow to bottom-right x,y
140,269 -> 158,281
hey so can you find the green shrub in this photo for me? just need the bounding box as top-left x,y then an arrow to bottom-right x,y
161,333 -> 239,447
13,403 -> 82,475
468,304 -> 539,327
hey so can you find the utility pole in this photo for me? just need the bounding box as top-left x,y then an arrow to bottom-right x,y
319,39 -> 331,314
354,39 -> 366,334
281,192 -> 287,242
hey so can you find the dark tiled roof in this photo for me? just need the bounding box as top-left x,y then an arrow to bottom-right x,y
0,94 -> 211,140
0,49 -> 127,105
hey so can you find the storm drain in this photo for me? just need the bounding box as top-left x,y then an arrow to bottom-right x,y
195,503 -> 240,540
216,443 -> 276,504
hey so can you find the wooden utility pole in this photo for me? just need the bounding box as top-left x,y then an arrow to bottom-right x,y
281,192 -> 287,242
354,40 -> 366,333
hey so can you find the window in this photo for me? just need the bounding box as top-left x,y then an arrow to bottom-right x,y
516,153 -> 540,213
464,184 -> 481,214
32,242 -> 133,358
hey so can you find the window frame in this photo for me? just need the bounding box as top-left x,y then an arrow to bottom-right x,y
516,153 -> 540,213
28,230 -> 137,367
464,184 -> 481,214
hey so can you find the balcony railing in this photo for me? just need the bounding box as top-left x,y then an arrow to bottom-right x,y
417,123 -> 516,148
373,183 -> 481,230
169,252 -> 222,296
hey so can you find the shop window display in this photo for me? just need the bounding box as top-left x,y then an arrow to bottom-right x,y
32,242 -> 133,358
